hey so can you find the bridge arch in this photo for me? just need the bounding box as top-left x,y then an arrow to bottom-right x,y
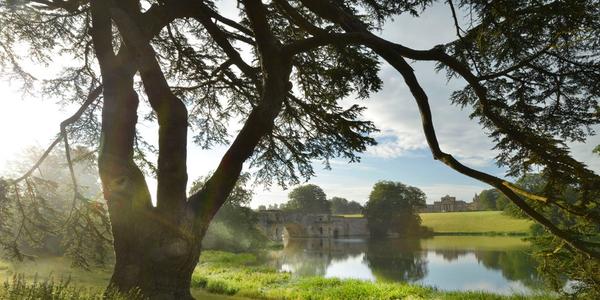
256,210 -> 369,241
282,223 -> 307,239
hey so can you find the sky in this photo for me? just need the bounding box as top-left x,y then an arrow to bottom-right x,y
0,1 -> 598,207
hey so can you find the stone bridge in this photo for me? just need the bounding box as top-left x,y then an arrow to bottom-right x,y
256,210 -> 369,241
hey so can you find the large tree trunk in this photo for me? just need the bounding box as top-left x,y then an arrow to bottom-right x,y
89,1 -> 204,298
94,70 -> 203,298
107,210 -> 202,299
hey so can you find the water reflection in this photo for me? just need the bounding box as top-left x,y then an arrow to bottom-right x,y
365,239 -> 426,282
268,236 -> 545,295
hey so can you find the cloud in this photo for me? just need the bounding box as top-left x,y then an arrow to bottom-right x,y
358,61 -> 498,168
568,132 -> 600,173
363,4 -> 600,173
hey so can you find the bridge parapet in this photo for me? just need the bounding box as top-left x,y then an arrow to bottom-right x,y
256,210 -> 369,241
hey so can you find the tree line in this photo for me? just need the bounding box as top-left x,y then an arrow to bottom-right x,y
258,184 -> 364,215
267,181 -> 428,237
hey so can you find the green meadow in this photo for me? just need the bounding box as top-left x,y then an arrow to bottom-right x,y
419,211 -> 533,235
340,211 -> 533,235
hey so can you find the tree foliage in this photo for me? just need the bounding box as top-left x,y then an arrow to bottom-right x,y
475,189 -> 501,211
328,196 -> 363,214
0,147 -> 110,268
282,184 -> 331,214
364,181 -> 426,237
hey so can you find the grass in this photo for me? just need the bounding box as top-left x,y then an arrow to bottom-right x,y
0,257 -> 242,300
0,275 -> 142,300
419,211 -> 533,235
421,236 -> 530,251
193,250 -> 553,300
0,256 -> 113,289
336,214 -> 364,218
338,211 -> 532,235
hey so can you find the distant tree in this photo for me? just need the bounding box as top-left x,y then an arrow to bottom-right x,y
347,201 -> 364,214
257,205 -> 266,211
283,184 -> 330,214
477,189 -> 501,210
190,173 -> 267,252
364,181 -> 426,237
494,194 -> 508,211
329,197 -> 363,214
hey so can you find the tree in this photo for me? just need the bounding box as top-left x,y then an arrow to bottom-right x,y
364,181 -> 426,237
1,0 -> 600,298
329,197 -> 363,214
476,189 -> 501,211
282,184 -> 331,214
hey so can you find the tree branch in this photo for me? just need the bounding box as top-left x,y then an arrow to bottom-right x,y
111,6 -> 189,216
186,1 -> 260,88
387,52 -> 600,259
11,85 -> 102,185
188,0 -> 292,230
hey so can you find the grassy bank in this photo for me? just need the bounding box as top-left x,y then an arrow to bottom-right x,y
0,257 -> 242,300
419,211 -> 532,235
193,251 -> 551,300
421,235 -> 530,250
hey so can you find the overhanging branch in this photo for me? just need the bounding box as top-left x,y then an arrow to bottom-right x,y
11,85 -> 102,185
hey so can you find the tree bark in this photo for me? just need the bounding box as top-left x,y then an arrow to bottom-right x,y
107,209 -> 201,299
90,1 -> 205,298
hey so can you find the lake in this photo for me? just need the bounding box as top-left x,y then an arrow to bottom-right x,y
267,236 -> 546,295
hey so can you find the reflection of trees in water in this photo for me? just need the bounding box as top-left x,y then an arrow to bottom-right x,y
272,238 -> 365,276
431,247 -> 544,289
364,239 -> 427,282
272,237 -> 544,291
475,250 -> 544,289
434,249 -> 469,261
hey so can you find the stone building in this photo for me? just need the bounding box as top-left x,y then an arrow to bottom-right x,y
422,195 -> 471,213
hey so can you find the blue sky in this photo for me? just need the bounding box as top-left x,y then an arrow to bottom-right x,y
0,1 -> 598,207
